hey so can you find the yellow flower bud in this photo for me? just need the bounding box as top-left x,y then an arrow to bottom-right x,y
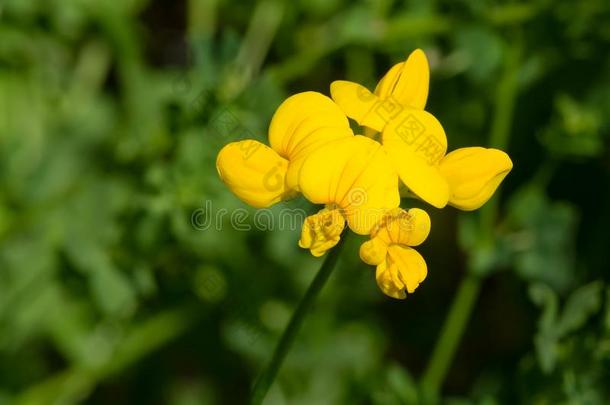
359,208 -> 431,299
438,147 -> 513,211
299,207 -> 346,257
216,140 -> 294,208
375,246 -> 427,299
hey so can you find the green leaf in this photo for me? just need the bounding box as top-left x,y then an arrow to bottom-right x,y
506,186 -> 578,292
387,363 -> 418,405
557,281 -> 603,336
529,283 -> 560,373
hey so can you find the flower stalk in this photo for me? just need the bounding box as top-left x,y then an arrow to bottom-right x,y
419,273 -> 482,402
250,235 -> 346,405
419,42 -> 522,403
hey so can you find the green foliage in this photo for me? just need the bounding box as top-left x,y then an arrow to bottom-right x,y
529,281 -> 602,373
505,186 -> 579,291
1,0 -> 610,404
516,281 -> 610,403
541,94 -> 606,158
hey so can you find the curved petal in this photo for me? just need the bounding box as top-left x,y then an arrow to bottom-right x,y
299,207 -> 346,257
374,208 -> 431,247
390,49 -> 429,110
360,236 -> 387,266
374,246 -> 428,299
330,81 -> 389,132
439,147 -> 513,211
373,61 -> 404,99
285,125 -> 354,190
268,91 -> 352,160
216,140 -> 293,208
381,108 -> 449,208
299,136 -> 400,235
387,245 -> 427,294
336,50 -> 430,136
375,260 -> 406,299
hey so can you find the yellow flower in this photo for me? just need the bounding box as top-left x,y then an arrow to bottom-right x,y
360,208 -> 431,299
330,49 -> 512,211
438,147 -> 513,211
216,141 -> 294,208
216,91 -> 353,208
298,135 -> 400,255
216,91 -> 400,257
215,49 -> 515,304
298,207 -> 345,257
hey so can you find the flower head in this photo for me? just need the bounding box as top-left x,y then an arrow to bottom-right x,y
360,208 -> 431,299
298,207 -> 346,257
216,91 -> 399,258
216,92 -> 353,207
329,49 -> 512,211
216,49 -> 514,301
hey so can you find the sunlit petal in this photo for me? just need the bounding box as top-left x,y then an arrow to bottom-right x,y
299,136 -> 400,234
381,108 -> 449,208
268,91 -> 352,159
216,140 -> 294,208
299,207 -> 346,257
439,147 -> 513,210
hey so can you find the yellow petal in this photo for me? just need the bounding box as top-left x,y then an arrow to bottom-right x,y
336,50 -> 430,137
373,208 -> 431,247
330,81 -> 391,132
388,49 -> 430,110
216,140 -> 294,208
299,136 -> 400,235
373,62 -> 405,100
439,147 -> 513,211
268,91 -> 352,160
360,236 -> 387,265
387,245 -> 428,295
285,125 -> 353,191
374,246 -> 428,299
360,62 -> 405,138
375,260 -> 406,299
298,207 -> 346,257
381,108 -> 449,208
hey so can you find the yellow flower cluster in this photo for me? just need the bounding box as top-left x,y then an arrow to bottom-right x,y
216,50 -> 512,299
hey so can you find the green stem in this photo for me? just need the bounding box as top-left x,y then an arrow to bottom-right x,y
419,41 -> 522,403
221,0 -> 284,100
419,274 -> 482,403
250,237 -> 346,404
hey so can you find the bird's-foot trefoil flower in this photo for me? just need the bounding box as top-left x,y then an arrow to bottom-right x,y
216,50 -> 513,302
298,205 -> 346,257
216,91 -> 353,208
298,135 -> 401,255
216,91 -> 400,258
360,207 -> 431,299
330,49 -> 513,211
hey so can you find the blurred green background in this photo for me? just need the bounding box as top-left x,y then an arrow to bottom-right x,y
1,0 -> 610,404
